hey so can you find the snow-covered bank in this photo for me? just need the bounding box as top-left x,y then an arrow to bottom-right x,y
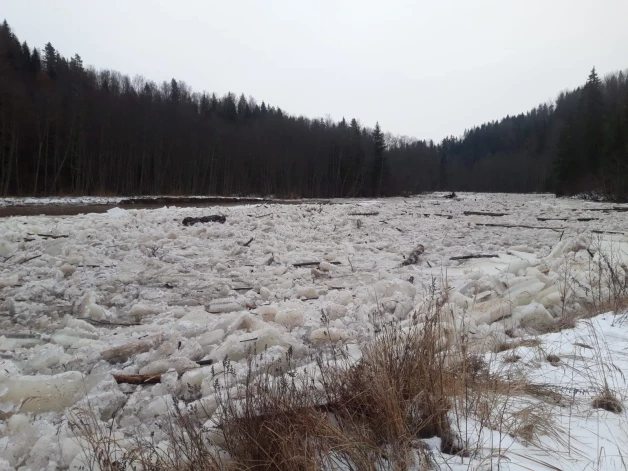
0,193 -> 627,470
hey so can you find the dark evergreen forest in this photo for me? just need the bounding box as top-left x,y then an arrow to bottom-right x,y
1,21 -> 627,199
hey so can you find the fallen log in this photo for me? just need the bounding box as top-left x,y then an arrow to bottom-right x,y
401,244 -> 425,266
444,192 -> 457,199
592,230 -> 624,235
81,318 -> 141,327
293,261 -> 342,268
463,211 -> 508,217
576,218 -> 599,222
112,373 -> 161,385
182,215 -> 226,226
574,207 -> 628,212
28,233 -> 69,239
537,217 -> 568,221
242,237 -> 254,247
476,223 -> 564,231
450,254 -> 497,261
348,211 -> 379,216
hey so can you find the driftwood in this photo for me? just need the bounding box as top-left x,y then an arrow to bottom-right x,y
476,223 -> 564,231
112,374 -> 161,385
450,254 -> 497,261
82,318 -> 141,327
537,217 -> 568,221
463,211 -> 508,217
348,211 -> 379,216
592,230 -> 624,235
444,192 -> 457,199
182,215 -> 226,226
293,261 -> 342,268
401,244 -> 425,266
112,358 -> 215,384
242,237 -> 254,247
28,233 -> 68,239
576,218 -> 599,222
574,207 -> 628,212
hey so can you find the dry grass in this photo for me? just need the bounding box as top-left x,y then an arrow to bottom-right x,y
592,390 -> 624,414
71,246 -> 628,471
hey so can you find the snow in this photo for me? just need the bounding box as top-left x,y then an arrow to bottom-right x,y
1,192 -> 627,469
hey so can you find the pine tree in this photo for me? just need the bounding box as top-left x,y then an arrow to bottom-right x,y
581,67 -> 604,170
43,42 -> 56,78
372,122 -> 388,196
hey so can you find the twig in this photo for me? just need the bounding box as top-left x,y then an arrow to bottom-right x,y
242,237 -> 254,247
450,254 -> 497,261
80,318 -> 141,327
476,223 -> 564,231
19,254 -> 42,264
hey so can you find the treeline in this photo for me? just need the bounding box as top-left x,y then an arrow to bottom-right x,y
0,21 -> 438,198
1,20 -> 627,198
441,68 -> 628,198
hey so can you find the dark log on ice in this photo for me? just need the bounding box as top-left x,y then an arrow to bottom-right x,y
537,217 -> 568,221
83,318 -> 141,327
196,359 -> 214,366
476,223 -> 564,231
293,261 -> 342,268
576,218 -> 599,222
113,373 -> 162,385
182,215 -> 226,226
592,230 -> 624,235
401,244 -> 425,266
450,254 -> 497,261
463,211 -> 508,217
348,211 -> 379,216
574,207 -> 628,212
444,192 -> 457,199
242,237 -> 254,247
27,233 -> 69,239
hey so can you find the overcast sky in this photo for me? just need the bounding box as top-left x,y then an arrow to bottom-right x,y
4,0 -> 628,141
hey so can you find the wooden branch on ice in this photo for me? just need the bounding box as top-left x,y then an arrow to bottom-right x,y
592,230 -> 624,235
182,215 -> 226,226
537,217 -> 568,221
19,254 -> 42,264
450,254 -> 497,261
28,233 -> 69,239
401,244 -> 425,266
348,211 -> 379,216
81,318 -> 141,327
476,223 -> 564,232
293,261 -> 342,268
463,211 -> 508,217
113,374 -> 161,385
242,237 -> 254,247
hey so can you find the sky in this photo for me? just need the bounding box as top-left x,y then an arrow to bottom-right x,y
4,0 -> 628,141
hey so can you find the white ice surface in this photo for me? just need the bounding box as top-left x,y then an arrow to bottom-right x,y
1,192 -> 627,470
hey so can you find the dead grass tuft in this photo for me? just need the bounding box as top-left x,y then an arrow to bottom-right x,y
592,390 -> 624,414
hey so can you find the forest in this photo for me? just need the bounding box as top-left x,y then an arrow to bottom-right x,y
1,20 -> 627,199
